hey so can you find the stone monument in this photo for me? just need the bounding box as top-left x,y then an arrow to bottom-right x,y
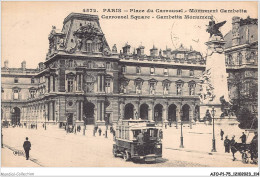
199,20 -> 237,124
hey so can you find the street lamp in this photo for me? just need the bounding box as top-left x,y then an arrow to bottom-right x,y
211,106 -> 216,152
180,110 -> 184,148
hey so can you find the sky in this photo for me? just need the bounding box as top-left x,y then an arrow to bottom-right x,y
1,1 -> 258,69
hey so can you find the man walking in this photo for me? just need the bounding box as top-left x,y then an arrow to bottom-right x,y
220,129 -> 224,140
230,136 -> 237,161
23,137 -> 31,160
240,132 -> 246,144
224,136 -> 230,153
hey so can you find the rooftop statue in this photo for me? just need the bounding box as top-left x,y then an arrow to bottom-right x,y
206,20 -> 226,39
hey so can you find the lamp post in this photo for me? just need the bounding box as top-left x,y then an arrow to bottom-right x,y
211,106 -> 216,152
180,110 -> 184,148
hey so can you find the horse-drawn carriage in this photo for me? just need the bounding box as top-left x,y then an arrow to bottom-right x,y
233,130 -> 258,164
233,143 -> 257,164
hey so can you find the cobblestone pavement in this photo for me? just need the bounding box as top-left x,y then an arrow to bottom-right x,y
1,124 -> 257,167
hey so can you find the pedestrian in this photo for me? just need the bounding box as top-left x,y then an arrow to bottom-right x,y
230,136 -> 237,161
137,132 -> 144,155
169,121 -> 172,127
224,136 -> 230,153
240,132 -> 246,144
23,137 -> 31,160
98,128 -> 102,136
220,129 -> 224,140
95,125 -> 98,133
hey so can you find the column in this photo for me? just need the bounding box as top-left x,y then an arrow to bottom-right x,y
80,101 -> 83,121
76,101 -> 79,121
49,102 -> 53,122
97,102 -> 100,121
53,101 -> 55,121
97,76 -> 100,92
152,104 -> 155,121
101,101 -> 104,121
81,74 -> 83,91
94,107 -> 98,122
189,106 -> 194,129
162,108 -> 167,123
53,76 -> 56,92
119,102 -> 125,120
103,75 -> 105,92
148,108 -> 152,121
50,76 -> 53,92
76,75 -> 79,91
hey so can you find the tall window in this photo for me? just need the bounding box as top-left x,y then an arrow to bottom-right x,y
87,61 -> 92,68
150,83 -> 156,95
136,66 -> 141,74
106,62 -> 111,70
13,90 -> 19,100
86,40 -> 92,52
189,70 -> 194,76
177,69 -> 182,76
69,60 -> 73,67
189,84 -> 195,95
237,53 -> 242,65
136,82 -> 142,94
31,78 -> 35,84
150,67 -> 155,75
164,68 -> 168,76
30,90 -> 36,98
14,77 -> 19,83
105,79 -> 111,93
176,84 -> 182,95
122,66 -> 126,73
67,78 -> 74,92
163,83 -> 170,95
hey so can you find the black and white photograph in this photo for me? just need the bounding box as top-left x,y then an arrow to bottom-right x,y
0,1 -> 259,176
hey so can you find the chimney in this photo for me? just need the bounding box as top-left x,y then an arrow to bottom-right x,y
232,16 -> 241,46
39,62 -> 44,70
122,43 -> 131,55
4,60 -> 9,69
136,45 -> 145,56
21,61 -> 26,70
150,45 -> 158,56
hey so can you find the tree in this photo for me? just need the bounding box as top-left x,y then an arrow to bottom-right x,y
229,72 -> 258,129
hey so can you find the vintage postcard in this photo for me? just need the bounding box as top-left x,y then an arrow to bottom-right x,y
0,1 -> 259,176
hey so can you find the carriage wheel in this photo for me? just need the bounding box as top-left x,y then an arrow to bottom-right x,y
242,152 -> 249,164
123,151 -> 131,161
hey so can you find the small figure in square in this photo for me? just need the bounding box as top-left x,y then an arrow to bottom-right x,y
23,137 -> 31,160
98,128 -> 102,136
224,136 -> 230,153
220,129 -> 224,140
240,132 -> 246,144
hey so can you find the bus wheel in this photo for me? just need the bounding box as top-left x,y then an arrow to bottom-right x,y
123,151 -> 131,161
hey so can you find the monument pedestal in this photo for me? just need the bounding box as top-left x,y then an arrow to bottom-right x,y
200,34 -> 237,125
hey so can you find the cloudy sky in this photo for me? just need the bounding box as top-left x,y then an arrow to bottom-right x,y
2,1 -> 258,68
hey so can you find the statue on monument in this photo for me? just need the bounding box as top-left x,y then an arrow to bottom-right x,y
206,20 -> 226,39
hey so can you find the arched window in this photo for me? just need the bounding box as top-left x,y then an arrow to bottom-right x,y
86,40 -> 92,52
237,53 -> 242,65
105,79 -> 111,93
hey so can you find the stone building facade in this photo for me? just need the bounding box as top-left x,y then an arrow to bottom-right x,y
1,13 -> 205,127
224,16 -> 258,116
